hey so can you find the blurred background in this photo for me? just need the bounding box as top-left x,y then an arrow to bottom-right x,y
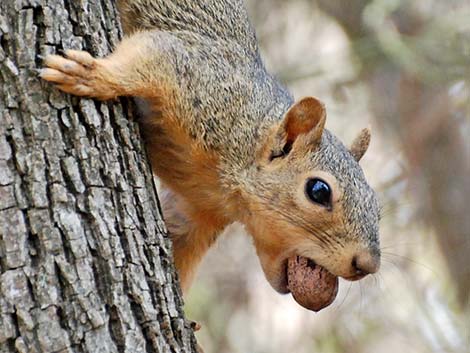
184,1 -> 470,352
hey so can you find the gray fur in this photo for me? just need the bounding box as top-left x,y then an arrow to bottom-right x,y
314,131 -> 380,250
119,0 -> 294,169
121,0 -> 380,270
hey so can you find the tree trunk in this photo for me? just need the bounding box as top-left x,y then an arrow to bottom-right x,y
0,1 -> 197,352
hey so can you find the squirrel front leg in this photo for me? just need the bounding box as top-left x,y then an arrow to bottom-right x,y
41,31 -> 179,101
160,186 -> 222,293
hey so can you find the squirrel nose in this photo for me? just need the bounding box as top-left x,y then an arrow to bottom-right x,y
351,250 -> 380,278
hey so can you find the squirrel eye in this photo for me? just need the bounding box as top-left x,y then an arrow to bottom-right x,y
305,178 -> 332,208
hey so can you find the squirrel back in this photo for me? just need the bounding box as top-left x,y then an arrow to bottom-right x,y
118,0 -> 293,165
118,0 -> 256,48
41,0 -> 381,309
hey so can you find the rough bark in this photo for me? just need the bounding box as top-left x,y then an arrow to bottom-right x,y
0,1 -> 197,352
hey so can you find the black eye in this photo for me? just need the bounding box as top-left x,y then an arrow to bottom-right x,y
305,178 -> 332,208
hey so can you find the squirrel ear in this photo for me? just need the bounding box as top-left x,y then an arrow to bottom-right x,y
266,97 -> 326,161
349,128 -> 371,161
283,97 -> 326,145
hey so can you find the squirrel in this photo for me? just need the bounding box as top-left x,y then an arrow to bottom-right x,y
40,0 -> 381,311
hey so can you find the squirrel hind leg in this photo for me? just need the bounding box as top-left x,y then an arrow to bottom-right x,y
160,186 -> 223,294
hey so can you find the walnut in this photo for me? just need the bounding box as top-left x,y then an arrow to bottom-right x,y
287,256 -> 339,312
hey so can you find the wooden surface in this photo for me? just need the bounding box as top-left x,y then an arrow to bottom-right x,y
0,1 -> 197,352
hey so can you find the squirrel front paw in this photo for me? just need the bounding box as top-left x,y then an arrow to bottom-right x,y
40,50 -> 117,100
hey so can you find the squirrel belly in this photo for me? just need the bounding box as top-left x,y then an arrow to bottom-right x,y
41,0 -> 381,308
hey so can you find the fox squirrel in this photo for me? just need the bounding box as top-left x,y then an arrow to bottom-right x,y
41,0 -> 380,311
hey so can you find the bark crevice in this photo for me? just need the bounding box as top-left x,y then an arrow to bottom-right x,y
0,1 -> 197,352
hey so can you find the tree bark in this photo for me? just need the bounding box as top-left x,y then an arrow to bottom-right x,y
0,1 -> 197,352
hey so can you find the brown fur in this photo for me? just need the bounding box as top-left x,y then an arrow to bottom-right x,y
41,0 -> 380,297
350,128 -> 371,161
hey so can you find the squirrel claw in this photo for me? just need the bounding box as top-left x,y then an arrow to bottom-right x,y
40,67 -> 83,85
40,51 -> 112,99
189,320 -> 202,331
40,67 -> 93,97
64,49 -> 96,68
41,41 -> 155,101
43,54 -> 91,78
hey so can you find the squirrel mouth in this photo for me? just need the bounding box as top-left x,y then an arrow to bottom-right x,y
285,256 -> 339,312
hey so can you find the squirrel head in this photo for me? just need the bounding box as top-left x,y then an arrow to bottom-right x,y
241,97 -> 380,294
